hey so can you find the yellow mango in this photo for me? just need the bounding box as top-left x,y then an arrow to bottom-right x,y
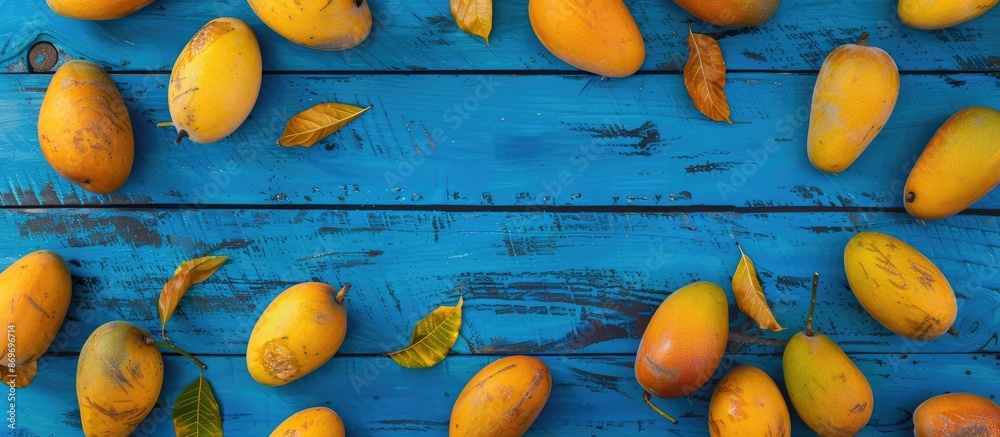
0,250 -> 72,365
708,365 -> 790,436
807,33 -> 899,173
898,0 -> 999,30
672,0 -> 781,26
247,283 -> 349,386
46,0 -> 154,20
38,60 -> 134,194
11,361 -> 38,389
77,321 -> 163,437
169,17 -> 262,144
913,392 -> 1000,436
450,355 -> 551,436
844,232 -> 957,339
528,0 -> 645,77
270,407 -> 345,437
904,106 -> 1000,220
249,0 -> 372,50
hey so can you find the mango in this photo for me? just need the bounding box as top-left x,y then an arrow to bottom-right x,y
450,355 -> 551,436
270,407 -> 345,437
807,33 -> 899,173
249,0 -> 371,50
528,0 -> 645,77
38,60 -> 134,194
708,365 -> 790,437
671,0 -> 781,26
11,361 -> 38,389
77,321 -> 163,437
899,0 -> 999,30
0,250 -> 72,365
247,283 -> 349,386
904,106 -> 1000,220
46,0 -> 154,20
844,232 -> 957,339
913,392 -> 1000,436
169,17 -> 262,144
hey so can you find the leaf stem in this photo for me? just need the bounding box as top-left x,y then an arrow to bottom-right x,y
336,283 -> 351,305
643,391 -> 679,424
146,337 -> 207,369
806,272 -> 819,337
857,32 -> 870,47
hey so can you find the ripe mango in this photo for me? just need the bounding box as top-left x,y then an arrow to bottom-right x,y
249,0 -> 371,50
528,0 -> 645,77
270,407 -> 345,437
0,250 -> 72,365
38,60 -> 134,194
46,0 -> 153,20
671,0 -> 781,26
913,392 -> 1000,436
844,232 -> 957,339
77,321 -> 163,437
450,356 -> 551,436
708,365 -> 790,437
169,17 -> 262,144
898,0 -> 999,30
904,106 -> 1000,220
807,33 -> 899,173
247,283 -> 349,386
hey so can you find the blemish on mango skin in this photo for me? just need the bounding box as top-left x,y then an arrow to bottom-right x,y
263,339 -> 300,381
185,21 -> 235,60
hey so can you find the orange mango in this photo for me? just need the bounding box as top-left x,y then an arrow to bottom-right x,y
450,356 -> 551,436
0,250 -> 72,365
528,0 -> 645,77
270,407 -> 345,437
708,365 -> 790,436
914,392 -> 1000,436
46,0 -> 153,20
672,0 -> 781,26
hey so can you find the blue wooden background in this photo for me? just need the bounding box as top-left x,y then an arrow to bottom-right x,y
2,0 -> 999,435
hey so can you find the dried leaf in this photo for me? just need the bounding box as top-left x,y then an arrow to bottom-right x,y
683,25 -> 732,123
159,256 -> 228,338
278,103 -> 372,147
732,245 -> 783,331
451,0 -> 492,44
173,374 -> 223,437
173,256 -> 228,285
387,296 -> 463,368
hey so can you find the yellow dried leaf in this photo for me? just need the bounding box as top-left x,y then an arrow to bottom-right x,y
159,256 -> 228,339
386,296 -> 463,368
173,255 -> 228,285
683,25 -> 732,123
732,245 -> 783,331
278,103 -> 372,147
451,0 -> 492,44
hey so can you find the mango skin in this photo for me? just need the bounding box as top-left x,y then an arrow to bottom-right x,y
0,250 -> 72,365
783,332 -> 872,437
11,361 -> 38,389
635,281 -> 729,398
913,392 -> 1000,436
38,60 -> 134,194
450,355 -> 551,437
249,0 -> 371,50
672,0 -> 781,26
807,35 -> 899,173
247,282 -> 347,386
270,407 -> 345,437
169,17 -> 262,144
708,365 -> 790,437
899,0 -> 1000,30
904,106 -> 1000,220
528,0 -> 645,78
77,321 -> 163,437
844,232 -> 956,339
46,0 -> 154,20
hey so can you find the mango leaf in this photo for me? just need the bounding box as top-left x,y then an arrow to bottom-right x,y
159,256 -> 228,339
173,374 -> 223,437
732,244 -> 783,331
278,103 -> 372,147
451,0 -> 492,44
12,360 -> 37,388
683,25 -> 732,123
386,296 -> 463,368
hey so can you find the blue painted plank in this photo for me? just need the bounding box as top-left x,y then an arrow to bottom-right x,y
5,209 -> 998,356
3,73 -> 999,208
16,353 -> 1000,435
2,0 -> 999,73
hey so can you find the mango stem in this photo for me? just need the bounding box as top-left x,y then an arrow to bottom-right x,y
147,337 -> 207,370
806,272 -> 819,337
336,283 -> 351,305
948,326 -> 958,338
174,130 -> 189,145
857,32 -> 870,47
642,391 -> 679,424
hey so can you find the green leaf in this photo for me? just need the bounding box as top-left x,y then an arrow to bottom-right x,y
173,374 -> 223,437
387,296 -> 463,368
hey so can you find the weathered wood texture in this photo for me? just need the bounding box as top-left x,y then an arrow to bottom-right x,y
6,209 -> 998,357
3,0 -> 999,73
3,73 -> 1000,208
16,354 -> 1000,436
